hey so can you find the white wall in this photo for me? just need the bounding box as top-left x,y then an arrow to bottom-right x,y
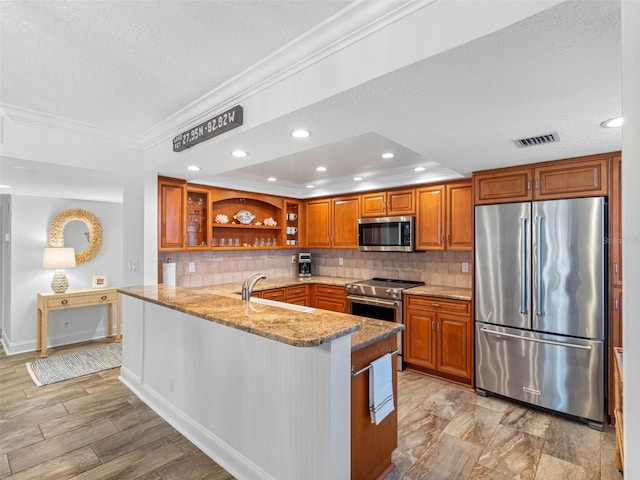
2,195 -> 123,354
621,1 -> 639,475
0,195 -> 11,341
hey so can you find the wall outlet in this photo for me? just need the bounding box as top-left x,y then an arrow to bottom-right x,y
188,262 -> 195,273
462,262 -> 469,273
338,257 -> 344,266
291,255 -> 296,264
64,321 -> 71,329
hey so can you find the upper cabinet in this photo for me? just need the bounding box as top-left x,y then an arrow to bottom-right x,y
186,184 -> 211,250
415,181 -> 472,251
474,153 -> 611,205
360,189 -> 415,217
306,195 -> 360,249
158,176 -> 187,251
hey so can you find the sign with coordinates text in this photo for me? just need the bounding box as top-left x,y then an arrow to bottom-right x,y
173,105 -> 243,152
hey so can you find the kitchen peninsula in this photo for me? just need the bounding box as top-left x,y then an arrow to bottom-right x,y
118,282 -> 404,480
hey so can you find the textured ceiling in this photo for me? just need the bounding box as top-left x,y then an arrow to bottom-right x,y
0,0 -> 351,135
0,0 -> 623,201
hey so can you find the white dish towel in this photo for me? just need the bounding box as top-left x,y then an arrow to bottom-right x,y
369,353 -> 394,425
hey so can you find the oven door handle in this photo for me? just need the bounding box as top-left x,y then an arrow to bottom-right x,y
347,295 -> 401,309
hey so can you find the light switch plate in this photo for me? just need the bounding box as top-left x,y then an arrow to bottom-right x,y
188,262 -> 195,273
462,262 -> 469,273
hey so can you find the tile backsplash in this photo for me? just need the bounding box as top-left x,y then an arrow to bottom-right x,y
159,249 -> 472,289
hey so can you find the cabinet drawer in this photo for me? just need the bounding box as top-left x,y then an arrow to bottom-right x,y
46,291 -> 117,309
261,288 -> 286,301
405,295 -> 470,315
286,285 -> 309,298
315,284 -> 345,297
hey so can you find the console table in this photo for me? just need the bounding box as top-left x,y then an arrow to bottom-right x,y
36,287 -> 121,358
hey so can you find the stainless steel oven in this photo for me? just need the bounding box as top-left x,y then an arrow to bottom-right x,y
346,278 -> 424,370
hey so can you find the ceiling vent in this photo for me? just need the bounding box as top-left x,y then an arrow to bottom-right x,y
513,132 -> 560,148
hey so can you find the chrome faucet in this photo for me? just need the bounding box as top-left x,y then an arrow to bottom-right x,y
241,272 -> 266,300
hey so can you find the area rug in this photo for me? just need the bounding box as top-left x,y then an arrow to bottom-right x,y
26,343 -> 122,386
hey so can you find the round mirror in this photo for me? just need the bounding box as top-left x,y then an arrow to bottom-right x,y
48,209 -> 103,265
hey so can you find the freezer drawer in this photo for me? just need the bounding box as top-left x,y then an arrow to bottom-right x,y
475,323 -> 604,425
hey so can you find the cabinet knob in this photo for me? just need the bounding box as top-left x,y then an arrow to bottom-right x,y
61,299 -> 68,305
101,295 -> 108,301
431,303 -> 440,308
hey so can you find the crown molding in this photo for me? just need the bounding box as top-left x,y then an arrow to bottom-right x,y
1,103 -> 142,150
139,0 -> 434,150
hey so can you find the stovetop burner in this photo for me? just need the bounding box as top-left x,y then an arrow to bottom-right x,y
346,277 -> 425,300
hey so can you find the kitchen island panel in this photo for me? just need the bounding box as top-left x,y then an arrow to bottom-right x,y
120,296 -> 351,480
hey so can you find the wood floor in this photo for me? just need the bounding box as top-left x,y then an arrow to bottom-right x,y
1,340 -> 623,479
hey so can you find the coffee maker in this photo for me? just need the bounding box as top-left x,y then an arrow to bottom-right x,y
298,252 -> 312,277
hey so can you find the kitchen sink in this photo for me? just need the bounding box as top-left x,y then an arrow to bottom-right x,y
250,297 -> 316,313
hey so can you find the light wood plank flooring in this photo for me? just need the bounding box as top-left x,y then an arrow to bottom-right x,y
1,341 -> 624,479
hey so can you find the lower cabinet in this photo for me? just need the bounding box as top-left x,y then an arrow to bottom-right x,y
254,285 -> 309,305
313,284 -> 347,313
351,335 -> 398,480
404,294 -> 472,386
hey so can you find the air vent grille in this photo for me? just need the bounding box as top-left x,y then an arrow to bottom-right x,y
513,132 -> 560,148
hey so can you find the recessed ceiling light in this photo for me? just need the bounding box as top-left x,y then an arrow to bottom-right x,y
186,165 -> 201,171
267,177 -> 277,182
232,150 -> 248,157
414,166 -> 426,172
381,153 -> 395,159
353,177 -> 363,181
306,184 -> 315,189
316,166 -> 327,172
291,129 -> 310,138
600,117 -> 623,128
0,185 -> 12,189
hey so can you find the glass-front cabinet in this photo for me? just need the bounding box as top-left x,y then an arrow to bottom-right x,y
284,199 -> 302,248
186,185 -> 211,249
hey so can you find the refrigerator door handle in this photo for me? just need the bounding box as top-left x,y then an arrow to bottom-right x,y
520,217 -> 528,314
479,327 -> 592,350
536,215 -> 544,316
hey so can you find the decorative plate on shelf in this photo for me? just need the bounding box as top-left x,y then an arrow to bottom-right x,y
234,210 -> 256,225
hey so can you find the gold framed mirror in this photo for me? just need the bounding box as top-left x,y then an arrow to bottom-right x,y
48,209 -> 103,265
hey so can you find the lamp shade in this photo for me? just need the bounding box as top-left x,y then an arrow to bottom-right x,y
42,247 -> 76,269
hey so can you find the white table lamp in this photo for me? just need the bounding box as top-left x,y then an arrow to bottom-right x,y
42,247 -> 76,293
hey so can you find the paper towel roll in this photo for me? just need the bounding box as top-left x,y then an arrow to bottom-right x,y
163,262 -> 176,286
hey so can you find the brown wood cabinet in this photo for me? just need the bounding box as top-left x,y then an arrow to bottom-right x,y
313,284 -> 347,313
360,188 -> 415,217
474,153 -> 611,205
404,295 -> 472,386
306,196 -> 360,248
285,285 -> 309,305
611,154 -> 622,287
186,184 -> 211,249
158,176 -> 187,251
415,181 -> 472,251
609,287 -> 623,420
261,288 -> 286,301
351,335 -> 398,480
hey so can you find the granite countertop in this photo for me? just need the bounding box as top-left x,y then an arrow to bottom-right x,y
119,276 -> 468,352
404,285 -> 472,301
119,282 -> 402,352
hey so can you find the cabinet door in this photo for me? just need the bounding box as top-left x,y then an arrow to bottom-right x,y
261,288 -> 286,301
332,196 -> 359,248
314,285 -> 346,312
360,192 -> 387,217
158,177 -> 186,251
415,186 -> 444,250
186,185 -> 211,249
608,287 -> 623,418
535,157 -> 608,200
404,309 -> 437,370
611,155 -> 622,287
474,168 -> 533,204
437,313 -> 471,379
387,189 -> 415,216
306,200 -> 332,248
446,182 -> 473,251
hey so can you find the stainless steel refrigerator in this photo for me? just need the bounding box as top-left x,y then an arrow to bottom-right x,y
475,197 -> 605,429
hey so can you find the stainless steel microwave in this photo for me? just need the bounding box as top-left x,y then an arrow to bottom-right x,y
357,216 -> 414,252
